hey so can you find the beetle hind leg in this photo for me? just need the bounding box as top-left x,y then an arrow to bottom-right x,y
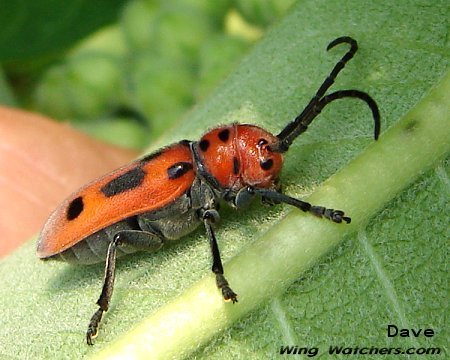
86,229 -> 163,345
87,233 -> 120,345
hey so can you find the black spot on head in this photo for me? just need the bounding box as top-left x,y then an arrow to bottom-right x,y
233,157 -> 240,175
167,162 -> 193,180
101,166 -> 146,197
67,196 -> 84,220
199,139 -> 210,152
257,138 -> 268,147
260,158 -> 274,171
218,128 -> 230,142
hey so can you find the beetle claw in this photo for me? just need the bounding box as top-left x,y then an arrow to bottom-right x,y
86,330 -> 95,346
86,307 -> 103,345
223,287 -> 238,303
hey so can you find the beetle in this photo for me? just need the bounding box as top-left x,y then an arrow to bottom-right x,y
37,36 -> 380,345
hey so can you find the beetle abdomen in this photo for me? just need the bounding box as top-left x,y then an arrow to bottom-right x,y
46,220 -> 139,265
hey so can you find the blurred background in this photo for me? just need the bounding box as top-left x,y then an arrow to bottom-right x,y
0,0 -> 296,150
0,0 -> 297,257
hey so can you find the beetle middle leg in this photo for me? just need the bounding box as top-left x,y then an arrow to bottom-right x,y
200,209 -> 238,303
86,228 -> 163,345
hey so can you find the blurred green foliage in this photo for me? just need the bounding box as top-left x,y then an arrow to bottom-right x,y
0,0 -> 296,149
0,0 -> 128,61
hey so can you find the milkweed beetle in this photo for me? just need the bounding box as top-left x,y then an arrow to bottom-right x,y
37,36 -> 380,345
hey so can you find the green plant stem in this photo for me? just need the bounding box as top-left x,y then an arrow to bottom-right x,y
93,70 -> 450,360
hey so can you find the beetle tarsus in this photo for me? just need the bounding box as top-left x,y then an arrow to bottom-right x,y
86,308 -> 103,345
216,273 -> 238,303
310,206 -> 351,224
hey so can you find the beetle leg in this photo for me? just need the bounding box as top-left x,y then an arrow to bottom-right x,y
86,230 -> 163,345
87,233 -> 120,345
251,188 -> 351,224
201,209 -> 238,303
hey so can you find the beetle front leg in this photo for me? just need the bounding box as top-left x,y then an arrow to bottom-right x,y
252,187 -> 351,224
200,209 -> 238,303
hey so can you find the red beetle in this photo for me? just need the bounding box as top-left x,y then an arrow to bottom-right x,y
37,36 -> 380,345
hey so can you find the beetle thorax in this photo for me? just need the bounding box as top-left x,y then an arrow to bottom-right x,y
195,124 -> 283,191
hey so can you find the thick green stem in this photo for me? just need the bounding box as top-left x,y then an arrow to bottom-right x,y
93,70 -> 450,359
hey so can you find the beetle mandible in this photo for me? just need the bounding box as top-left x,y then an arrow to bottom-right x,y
37,36 -> 380,345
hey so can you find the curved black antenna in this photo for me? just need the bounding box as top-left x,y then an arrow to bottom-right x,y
271,36 -> 380,153
318,90 -> 380,140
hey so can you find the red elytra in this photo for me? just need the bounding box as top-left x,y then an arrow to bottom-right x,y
37,143 -> 195,258
37,37 -> 380,345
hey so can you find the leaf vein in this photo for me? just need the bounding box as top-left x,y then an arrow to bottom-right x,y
358,230 -> 420,348
271,297 -> 297,344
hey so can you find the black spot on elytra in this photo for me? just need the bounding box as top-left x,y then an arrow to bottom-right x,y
141,149 -> 163,163
260,159 -> 274,170
218,129 -> 230,142
101,166 -> 146,197
167,162 -> 193,180
67,196 -> 84,220
233,157 -> 240,175
199,139 -> 210,152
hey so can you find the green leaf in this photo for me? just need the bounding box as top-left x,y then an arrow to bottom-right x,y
0,0 -> 128,62
0,1 -> 448,359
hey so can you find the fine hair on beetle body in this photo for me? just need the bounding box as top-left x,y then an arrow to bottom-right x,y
37,36 -> 381,345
